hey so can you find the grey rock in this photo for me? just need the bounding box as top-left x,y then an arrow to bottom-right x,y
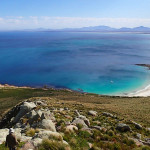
116,123 -> 131,132
13,102 -> 36,123
88,110 -> 97,116
74,110 -> 90,126
136,133 -> 141,139
102,112 -> 114,118
72,118 -> 88,128
35,100 -> 47,106
25,110 -> 37,119
65,125 -> 78,133
38,119 -> 56,131
14,123 -> 22,128
36,110 -> 43,117
27,110 -> 40,125
41,110 -> 55,121
91,126 -> 103,131
132,121 -> 142,130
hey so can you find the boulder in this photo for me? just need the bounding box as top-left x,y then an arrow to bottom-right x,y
74,111 -> 90,127
13,102 -> 36,123
72,118 -> 88,128
38,119 -> 56,132
132,121 -> 142,130
88,110 -> 97,116
116,123 -> 131,132
65,125 -> 78,133
102,112 -> 114,118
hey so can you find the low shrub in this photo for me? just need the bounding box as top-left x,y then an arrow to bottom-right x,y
26,128 -> 36,137
39,139 -> 67,150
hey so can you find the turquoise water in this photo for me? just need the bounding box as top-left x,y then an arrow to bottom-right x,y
0,31 -> 150,95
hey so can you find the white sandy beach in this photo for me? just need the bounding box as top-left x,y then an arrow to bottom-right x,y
128,84 -> 150,97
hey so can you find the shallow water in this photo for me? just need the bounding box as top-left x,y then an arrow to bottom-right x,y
0,31 -> 150,95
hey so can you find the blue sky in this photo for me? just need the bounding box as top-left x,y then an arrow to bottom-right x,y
0,0 -> 150,30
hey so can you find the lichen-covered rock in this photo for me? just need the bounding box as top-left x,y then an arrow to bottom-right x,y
116,123 -> 131,132
38,119 -> 56,132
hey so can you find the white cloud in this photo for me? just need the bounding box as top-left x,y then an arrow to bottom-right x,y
0,16 -> 150,30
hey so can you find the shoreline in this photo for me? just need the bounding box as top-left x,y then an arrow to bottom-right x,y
127,84 -> 150,97
1,82 -> 150,97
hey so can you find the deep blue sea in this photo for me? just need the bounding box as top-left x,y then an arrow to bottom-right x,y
0,31 -> 150,95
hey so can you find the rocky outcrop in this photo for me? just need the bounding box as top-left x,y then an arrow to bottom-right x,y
13,102 -> 36,123
0,99 -> 149,150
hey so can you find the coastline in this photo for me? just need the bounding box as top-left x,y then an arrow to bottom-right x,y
1,82 -> 150,97
126,64 -> 150,97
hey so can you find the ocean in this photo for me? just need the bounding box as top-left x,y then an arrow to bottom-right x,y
0,31 -> 150,95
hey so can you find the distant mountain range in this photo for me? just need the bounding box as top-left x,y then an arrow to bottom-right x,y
26,26 -> 150,32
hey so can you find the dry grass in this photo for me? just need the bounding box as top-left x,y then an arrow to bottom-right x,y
0,88 -> 150,126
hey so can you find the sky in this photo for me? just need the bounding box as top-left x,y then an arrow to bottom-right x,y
0,0 -> 150,30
